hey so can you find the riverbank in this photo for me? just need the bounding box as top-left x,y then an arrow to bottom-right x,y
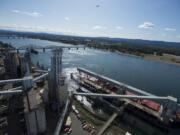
87,43 -> 180,66
1,37 -> 179,99
31,37 -> 180,66
90,47 -> 180,66
2,35 -> 179,66
143,53 -> 180,66
115,51 -> 180,66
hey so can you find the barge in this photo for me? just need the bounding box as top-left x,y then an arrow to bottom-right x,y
70,67 -> 180,134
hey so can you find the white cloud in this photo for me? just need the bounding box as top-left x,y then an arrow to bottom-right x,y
0,24 -> 50,32
116,26 -> 123,30
12,10 -> 42,18
165,28 -> 176,31
0,24 -> 80,36
1,23 -> 180,42
138,22 -> 154,29
64,17 -> 69,21
92,25 -> 107,30
0,24 -> 99,37
12,10 -> 20,13
24,11 -> 42,17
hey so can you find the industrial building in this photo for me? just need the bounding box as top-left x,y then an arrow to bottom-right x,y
0,45 -> 180,135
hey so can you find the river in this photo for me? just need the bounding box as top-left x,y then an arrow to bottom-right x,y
0,37 -> 180,100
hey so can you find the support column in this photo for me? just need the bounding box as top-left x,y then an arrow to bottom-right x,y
48,48 -> 63,110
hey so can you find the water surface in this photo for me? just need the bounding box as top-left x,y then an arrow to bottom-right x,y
1,37 -> 180,100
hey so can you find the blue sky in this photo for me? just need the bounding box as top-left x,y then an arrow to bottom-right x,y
0,0 -> 180,42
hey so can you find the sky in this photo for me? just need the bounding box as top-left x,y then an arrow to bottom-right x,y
0,0 -> 180,42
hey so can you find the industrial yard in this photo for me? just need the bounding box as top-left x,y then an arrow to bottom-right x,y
1,0 -> 180,134
0,42 -> 180,135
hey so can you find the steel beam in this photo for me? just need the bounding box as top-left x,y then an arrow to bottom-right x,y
0,75 -> 35,85
3,86 -> 23,91
0,90 -> 22,95
77,67 -> 154,96
73,92 -> 175,101
0,73 -> 48,85
33,69 -> 48,73
33,73 -> 49,82
1,45 -> 86,51
0,78 -> 23,85
97,112 -> 118,135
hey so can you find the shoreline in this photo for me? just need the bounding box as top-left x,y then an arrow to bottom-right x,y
115,51 -> 180,66
112,50 -> 180,66
1,37 -> 180,66
90,46 -> 180,66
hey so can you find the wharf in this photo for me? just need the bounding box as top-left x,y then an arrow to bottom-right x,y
76,74 -> 163,120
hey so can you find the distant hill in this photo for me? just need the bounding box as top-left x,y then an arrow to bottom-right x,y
0,29 -> 180,48
85,37 -> 180,49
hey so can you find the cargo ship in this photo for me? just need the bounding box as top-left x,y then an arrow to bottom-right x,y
70,67 -> 180,134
